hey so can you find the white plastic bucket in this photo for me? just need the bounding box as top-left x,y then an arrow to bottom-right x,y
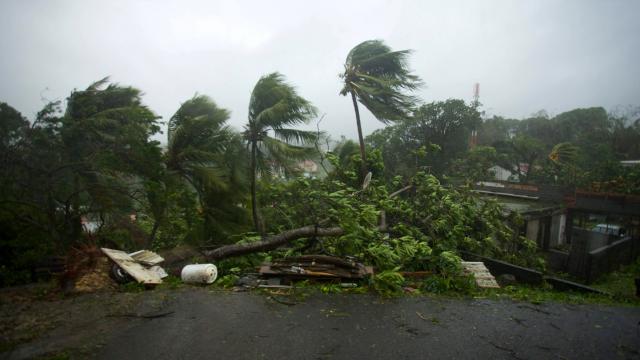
181,264 -> 218,284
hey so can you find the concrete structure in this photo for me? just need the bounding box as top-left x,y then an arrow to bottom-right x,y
473,180 -> 640,282
488,165 -> 514,181
474,183 -> 567,249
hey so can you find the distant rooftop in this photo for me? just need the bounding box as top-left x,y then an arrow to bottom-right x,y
620,160 -> 640,167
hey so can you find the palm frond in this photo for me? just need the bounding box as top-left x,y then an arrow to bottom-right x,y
248,72 -> 317,129
169,94 -> 230,140
272,128 -> 319,145
549,142 -> 579,164
86,76 -> 110,91
341,40 -> 422,123
262,136 -> 314,160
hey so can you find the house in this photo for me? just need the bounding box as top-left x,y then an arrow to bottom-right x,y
474,180 -> 640,282
474,181 -> 567,249
488,165 -> 514,182
298,159 -> 319,178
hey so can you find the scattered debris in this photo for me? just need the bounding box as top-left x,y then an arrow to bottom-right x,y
259,255 -> 373,281
403,286 -> 418,293
257,284 -> 293,289
106,311 -> 175,319
268,296 -> 298,306
74,256 -> 117,293
461,261 -> 500,289
235,274 -> 262,288
149,265 -> 169,279
180,264 -> 218,284
340,283 -> 358,288
129,250 -> 164,266
100,248 -> 166,285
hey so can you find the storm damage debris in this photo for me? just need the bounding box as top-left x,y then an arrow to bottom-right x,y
128,250 -> 165,266
101,248 -> 168,285
259,255 -> 374,280
461,261 -> 500,288
180,264 -> 218,284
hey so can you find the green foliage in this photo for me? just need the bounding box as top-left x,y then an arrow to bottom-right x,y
340,39 -> 422,123
592,258 -> 640,302
244,72 -> 318,232
494,135 -> 545,182
163,94 -> 250,247
340,39 -> 422,175
372,269 -> 405,296
256,164 -> 542,297
216,274 -> 240,289
119,281 -> 146,293
156,275 -> 183,290
367,99 -> 481,180
0,80 -> 165,284
483,284 -> 634,306
327,144 -> 385,188
421,274 -> 476,294
476,106 -> 640,193
450,146 -> 498,184
244,72 -> 318,178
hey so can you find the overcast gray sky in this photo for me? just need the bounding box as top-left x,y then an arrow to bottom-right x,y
1,0 -> 639,142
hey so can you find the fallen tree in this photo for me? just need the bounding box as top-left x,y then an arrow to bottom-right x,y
203,172 -> 542,275
203,225 -> 344,260
203,185 -> 414,260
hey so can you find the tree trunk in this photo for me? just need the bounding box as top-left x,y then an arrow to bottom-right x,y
203,183 -> 411,260
148,218 -> 161,247
350,92 -> 367,177
204,225 -> 344,260
250,141 -> 263,235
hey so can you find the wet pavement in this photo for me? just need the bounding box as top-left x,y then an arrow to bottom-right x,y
3,289 -> 640,359
98,291 -> 640,360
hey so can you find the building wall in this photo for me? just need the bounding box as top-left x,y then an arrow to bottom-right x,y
489,166 -> 513,182
526,219 -> 539,244
550,213 -> 566,247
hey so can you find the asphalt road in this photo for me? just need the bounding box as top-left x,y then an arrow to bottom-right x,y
97,290 -> 639,360
3,289 -> 639,359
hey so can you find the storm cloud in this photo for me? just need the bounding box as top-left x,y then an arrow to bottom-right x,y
1,0 -> 638,142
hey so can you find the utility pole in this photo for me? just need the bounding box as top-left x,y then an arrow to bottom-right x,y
470,83 -> 480,149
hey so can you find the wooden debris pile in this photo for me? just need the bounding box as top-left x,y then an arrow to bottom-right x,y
259,255 -> 373,281
101,248 -> 168,285
74,256 -> 117,293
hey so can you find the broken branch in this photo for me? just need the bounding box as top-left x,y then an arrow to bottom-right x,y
203,184 -> 412,261
204,225 -> 344,260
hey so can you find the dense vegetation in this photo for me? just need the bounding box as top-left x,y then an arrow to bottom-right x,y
1,40 -> 638,291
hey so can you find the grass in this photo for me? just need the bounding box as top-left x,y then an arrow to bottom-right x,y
591,259 -> 640,302
479,282 -> 639,306
31,350 -> 71,360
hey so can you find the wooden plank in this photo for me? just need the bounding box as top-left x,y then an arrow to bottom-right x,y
101,248 -> 163,285
461,261 -> 500,289
129,250 -> 164,266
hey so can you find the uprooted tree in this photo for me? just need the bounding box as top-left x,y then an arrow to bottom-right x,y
203,153 -> 543,293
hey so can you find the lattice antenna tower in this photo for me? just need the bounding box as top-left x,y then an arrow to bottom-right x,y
470,83 -> 480,148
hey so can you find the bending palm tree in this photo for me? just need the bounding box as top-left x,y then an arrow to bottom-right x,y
167,95 -> 235,197
244,72 -> 317,233
340,40 -> 422,175
165,95 -> 249,240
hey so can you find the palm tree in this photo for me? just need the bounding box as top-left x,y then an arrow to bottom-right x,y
244,72 -> 318,233
340,40 -> 422,175
167,94 -> 235,197
165,95 -> 249,242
